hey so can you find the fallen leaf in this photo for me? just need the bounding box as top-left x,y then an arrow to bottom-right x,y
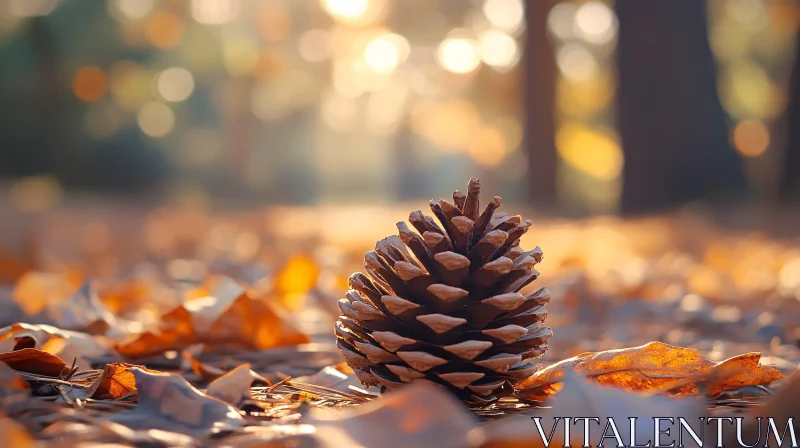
12,270 -> 83,316
86,362 -> 161,400
109,367 -> 243,436
274,254 -> 320,309
0,361 -> 29,400
308,382 -> 478,448
205,363 -> 270,406
0,349 -> 69,377
43,282 -> 117,334
115,276 -> 309,359
518,341 -> 782,399
0,322 -> 114,370
724,369 -> 800,447
0,417 -> 34,448
474,372 -> 706,448
182,347 -> 226,381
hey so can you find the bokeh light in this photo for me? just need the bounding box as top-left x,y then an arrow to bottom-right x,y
437,37 -> 481,74
556,123 -> 624,181
109,60 -> 151,111
574,1 -> 617,45
478,30 -> 520,70
72,66 -> 108,103
137,102 -> 175,138
191,0 -> 240,25
467,127 -> 509,167
145,11 -> 183,49
298,29 -> 333,62
222,35 -> 260,77
732,120 -> 770,157
108,0 -> 153,20
547,2 -> 577,41
322,0 -> 369,24
156,67 -> 195,103
556,43 -> 599,82
364,34 -> 408,75
5,0 -> 59,18
482,0 -> 525,34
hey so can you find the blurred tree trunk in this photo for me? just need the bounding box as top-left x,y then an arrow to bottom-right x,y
523,0 -> 557,208
779,29 -> 800,202
616,0 -> 748,214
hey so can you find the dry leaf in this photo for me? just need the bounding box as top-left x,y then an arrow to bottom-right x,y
0,348 -> 70,377
42,282 -> 117,334
308,382 -> 478,448
115,276 -> 309,359
474,372 -> 705,448
182,347 -> 227,381
0,322 -> 113,370
0,417 -> 34,448
109,367 -> 243,436
205,363 -> 270,405
724,370 -> 800,447
12,270 -> 83,316
87,362 -> 161,400
518,341 -> 782,399
274,255 -> 320,309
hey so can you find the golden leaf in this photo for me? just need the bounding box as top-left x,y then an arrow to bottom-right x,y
12,270 -> 83,316
115,276 -> 309,359
475,372 -> 705,448
275,255 -> 320,309
86,362 -> 160,400
518,341 -> 782,399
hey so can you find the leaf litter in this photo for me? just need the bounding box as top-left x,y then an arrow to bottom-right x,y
0,206 -> 797,447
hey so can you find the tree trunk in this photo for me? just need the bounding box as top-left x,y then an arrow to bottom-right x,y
779,30 -> 800,202
616,0 -> 748,213
523,0 -> 558,208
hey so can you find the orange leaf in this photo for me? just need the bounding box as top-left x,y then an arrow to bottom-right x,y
115,276 -> 309,359
0,418 -> 34,448
275,255 -> 320,309
518,341 -> 782,399
12,270 -> 83,316
87,362 -> 160,400
0,349 -> 70,377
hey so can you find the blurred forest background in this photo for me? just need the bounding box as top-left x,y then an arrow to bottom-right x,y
0,0 -> 799,216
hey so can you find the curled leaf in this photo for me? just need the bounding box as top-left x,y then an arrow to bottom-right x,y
0,349 -> 70,377
0,322 -> 113,370
109,367 -> 243,436
205,363 -> 270,406
518,341 -> 782,400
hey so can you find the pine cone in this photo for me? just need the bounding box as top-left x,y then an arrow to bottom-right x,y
335,178 -> 552,405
